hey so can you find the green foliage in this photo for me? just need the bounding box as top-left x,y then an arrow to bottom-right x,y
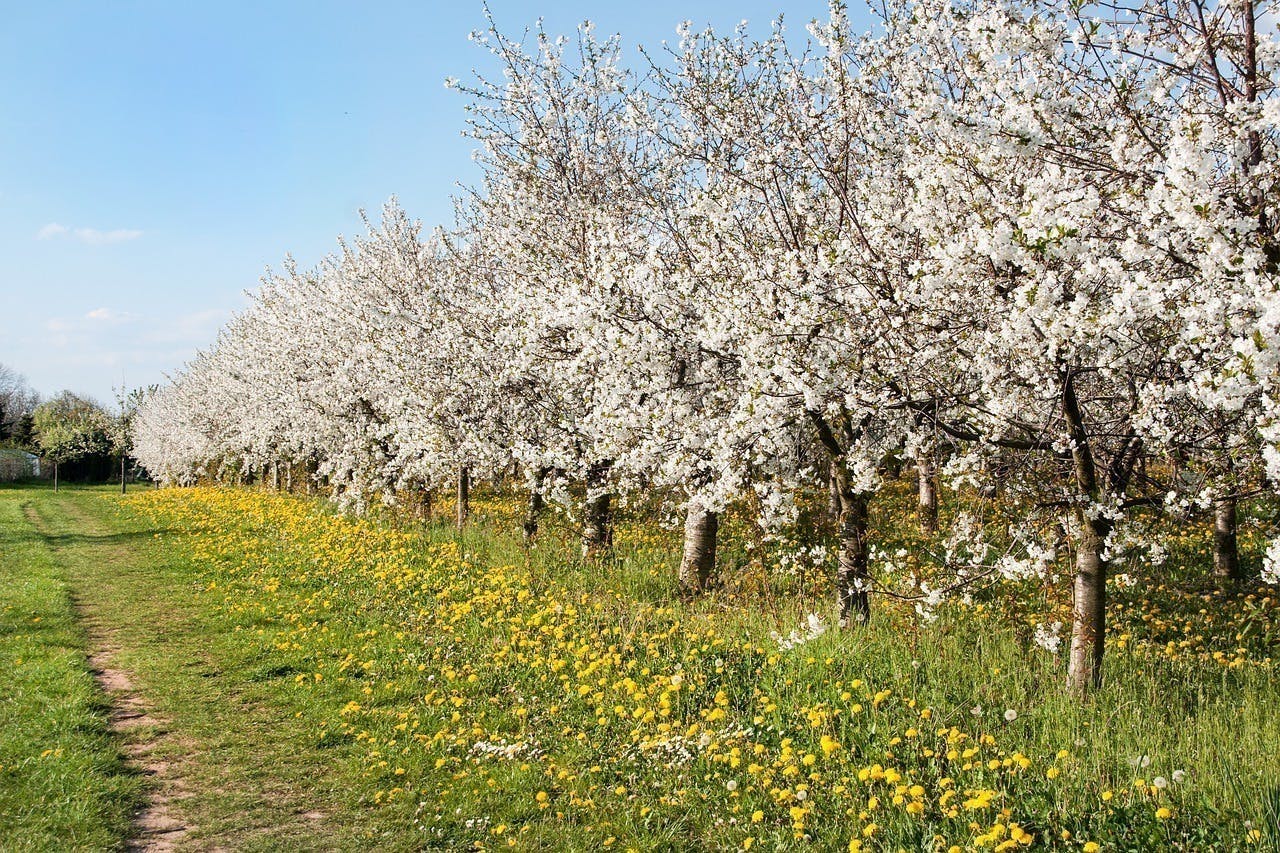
32,392 -> 110,466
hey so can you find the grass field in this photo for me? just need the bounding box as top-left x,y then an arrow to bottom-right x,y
0,485 -> 137,851
1,482 -> 1277,851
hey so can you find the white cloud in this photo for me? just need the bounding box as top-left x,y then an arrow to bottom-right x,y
75,227 -> 143,245
36,222 -> 142,245
85,307 -> 137,323
27,306 -> 228,401
44,308 -> 138,345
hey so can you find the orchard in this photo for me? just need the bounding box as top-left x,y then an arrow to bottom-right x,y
90,0 -> 1280,847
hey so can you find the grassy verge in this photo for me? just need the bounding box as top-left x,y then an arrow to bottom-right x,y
120,486 -> 1280,852
3,483 -> 1277,851
11,485 -> 389,851
0,485 -> 137,850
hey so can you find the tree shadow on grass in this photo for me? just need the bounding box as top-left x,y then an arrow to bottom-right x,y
0,527 -> 180,549
38,529 -> 180,549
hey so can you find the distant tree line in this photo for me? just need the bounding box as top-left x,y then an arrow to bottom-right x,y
0,363 -> 38,447
0,362 -> 141,490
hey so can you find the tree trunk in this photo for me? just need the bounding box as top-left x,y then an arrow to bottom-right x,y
421,487 -> 434,522
581,461 -> 613,557
455,466 -> 470,531
523,467 -> 549,545
916,451 -> 938,534
1213,495 -> 1241,582
677,506 -> 718,596
120,454 -> 127,495
53,460 -> 59,492
827,464 -> 840,520
1067,515 -> 1110,694
835,485 -> 872,627
1062,373 -> 1108,695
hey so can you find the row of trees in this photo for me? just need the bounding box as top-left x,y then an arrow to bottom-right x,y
132,0 -> 1280,694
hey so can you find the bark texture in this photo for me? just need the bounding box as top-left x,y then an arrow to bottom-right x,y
835,485 -> 872,626
1213,496 -> 1241,582
581,461 -> 613,557
1063,374 -> 1108,694
677,506 -> 718,596
523,468 -> 549,545
916,451 -> 938,534
1067,516 -> 1110,693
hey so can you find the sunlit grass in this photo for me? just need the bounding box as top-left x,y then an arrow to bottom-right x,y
0,487 -> 139,849
117,484 -> 1279,851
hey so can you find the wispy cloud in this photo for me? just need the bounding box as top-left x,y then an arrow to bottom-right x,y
45,307 -> 224,354
76,227 -> 144,245
27,306 -> 228,400
44,307 -> 139,345
85,307 -> 137,323
37,222 -> 143,245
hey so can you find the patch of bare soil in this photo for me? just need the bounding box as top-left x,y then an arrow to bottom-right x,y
84,624 -> 192,851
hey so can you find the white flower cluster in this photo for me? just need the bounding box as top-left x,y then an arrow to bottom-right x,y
1033,621 -> 1064,655
469,739 -> 541,761
770,613 -> 827,651
1264,541 -> 1280,586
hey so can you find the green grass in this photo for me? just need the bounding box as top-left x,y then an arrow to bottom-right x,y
4,485 -> 394,851
2,482 -> 1278,851
0,485 -> 138,851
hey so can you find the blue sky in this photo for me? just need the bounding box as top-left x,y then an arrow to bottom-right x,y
0,0 -> 851,405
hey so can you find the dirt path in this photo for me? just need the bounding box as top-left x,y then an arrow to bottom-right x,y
82,613 -> 191,850
24,502 -> 193,851
12,489 -> 368,850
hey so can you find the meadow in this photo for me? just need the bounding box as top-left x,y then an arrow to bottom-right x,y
1,481 -> 1277,851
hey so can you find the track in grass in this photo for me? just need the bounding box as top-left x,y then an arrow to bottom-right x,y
22,498 -> 191,850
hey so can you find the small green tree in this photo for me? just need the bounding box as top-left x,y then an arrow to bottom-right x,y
109,385 -> 150,494
32,392 -> 110,491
